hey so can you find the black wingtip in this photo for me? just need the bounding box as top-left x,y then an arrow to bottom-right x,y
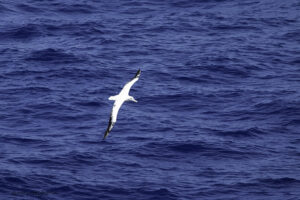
103,131 -> 109,140
135,69 -> 141,78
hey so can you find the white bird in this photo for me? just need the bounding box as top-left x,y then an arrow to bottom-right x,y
103,69 -> 141,139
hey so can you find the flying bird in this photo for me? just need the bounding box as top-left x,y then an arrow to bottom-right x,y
103,69 -> 141,139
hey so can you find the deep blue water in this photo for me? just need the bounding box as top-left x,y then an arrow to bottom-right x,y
0,0 -> 300,199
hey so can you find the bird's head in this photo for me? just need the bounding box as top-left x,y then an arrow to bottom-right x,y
128,96 -> 138,103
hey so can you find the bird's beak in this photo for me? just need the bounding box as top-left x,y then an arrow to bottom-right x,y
133,99 -> 138,103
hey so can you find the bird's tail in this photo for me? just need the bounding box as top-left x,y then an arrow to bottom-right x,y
108,95 -> 118,101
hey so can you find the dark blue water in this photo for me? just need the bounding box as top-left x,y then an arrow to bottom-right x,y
0,0 -> 300,199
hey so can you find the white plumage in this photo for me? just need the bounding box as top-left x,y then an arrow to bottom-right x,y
103,69 -> 141,139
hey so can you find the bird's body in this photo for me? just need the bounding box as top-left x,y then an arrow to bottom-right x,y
103,69 -> 141,139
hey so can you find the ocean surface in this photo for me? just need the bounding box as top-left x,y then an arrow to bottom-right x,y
0,0 -> 299,199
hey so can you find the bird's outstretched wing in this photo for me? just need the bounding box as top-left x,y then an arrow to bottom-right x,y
119,69 -> 141,95
103,100 -> 123,139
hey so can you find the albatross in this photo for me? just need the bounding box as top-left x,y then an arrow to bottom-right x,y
103,69 -> 141,139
